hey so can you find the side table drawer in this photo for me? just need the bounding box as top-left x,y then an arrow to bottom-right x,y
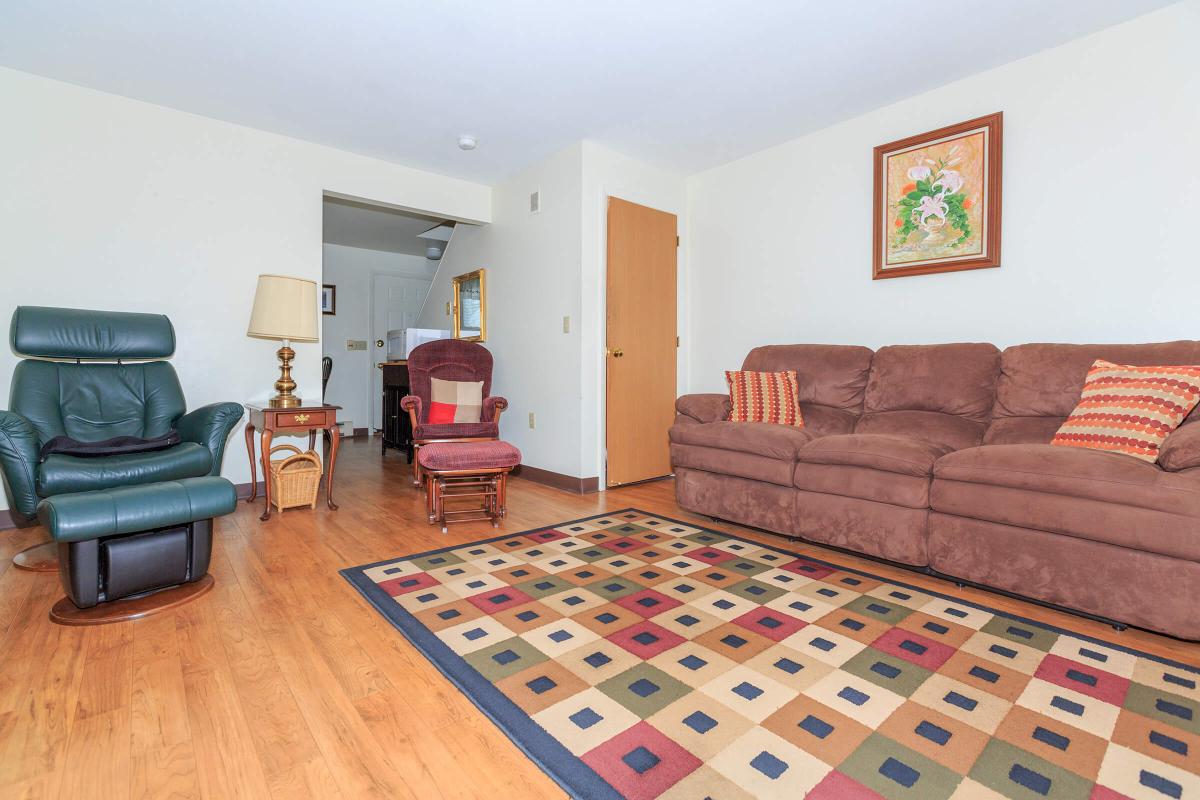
271,410 -> 333,429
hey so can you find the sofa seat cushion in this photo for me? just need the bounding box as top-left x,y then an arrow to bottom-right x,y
793,434 -> 952,508
797,434 -> 953,477
669,421 -> 815,487
932,444 -> 1200,562
854,410 -> 985,451
36,442 -> 213,497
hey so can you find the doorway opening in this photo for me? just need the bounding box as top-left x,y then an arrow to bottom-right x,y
320,195 -> 455,441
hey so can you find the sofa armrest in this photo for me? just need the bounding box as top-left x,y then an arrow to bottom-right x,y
178,402 -> 244,476
0,411 -> 41,518
675,393 -> 730,424
484,396 -> 508,423
1160,423 -> 1200,471
401,395 -> 422,430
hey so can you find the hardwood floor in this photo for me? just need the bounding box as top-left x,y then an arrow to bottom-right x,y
1,435 -> 1198,799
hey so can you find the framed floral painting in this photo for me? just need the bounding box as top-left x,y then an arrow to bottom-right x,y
873,112 -> 1002,279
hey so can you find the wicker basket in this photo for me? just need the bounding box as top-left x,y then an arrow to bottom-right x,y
268,445 -> 322,513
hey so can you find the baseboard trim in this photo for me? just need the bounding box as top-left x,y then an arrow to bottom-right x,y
0,508 -> 35,531
514,465 -> 599,495
235,481 -> 266,500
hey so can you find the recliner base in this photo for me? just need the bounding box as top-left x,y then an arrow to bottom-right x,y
56,518 -> 213,611
49,573 -> 214,626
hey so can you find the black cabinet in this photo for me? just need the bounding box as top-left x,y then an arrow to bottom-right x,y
381,362 -> 413,461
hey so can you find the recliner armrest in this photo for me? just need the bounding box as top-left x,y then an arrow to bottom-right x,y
0,410 -> 41,518
178,402 -> 244,476
401,395 -> 423,430
1160,422 -> 1200,471
675,393 -> 730,424
484,396 -> 508,423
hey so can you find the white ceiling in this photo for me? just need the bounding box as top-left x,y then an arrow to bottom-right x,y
0,1 -> 1177,183
322,198 -> 447,257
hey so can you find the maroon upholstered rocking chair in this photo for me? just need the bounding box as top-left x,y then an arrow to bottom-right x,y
400,339 -> 508,486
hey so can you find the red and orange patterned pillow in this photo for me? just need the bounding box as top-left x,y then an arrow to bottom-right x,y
1051,360 -> 1200,463
724,370 -> 804,427
428,377 -> 484,424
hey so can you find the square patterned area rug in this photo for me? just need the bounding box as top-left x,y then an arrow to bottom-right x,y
341,509 -> 1200,800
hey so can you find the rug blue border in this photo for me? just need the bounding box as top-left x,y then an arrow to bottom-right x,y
340,507 -> 1199,799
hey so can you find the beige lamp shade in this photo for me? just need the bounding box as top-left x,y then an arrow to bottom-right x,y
247,274 -> 319,342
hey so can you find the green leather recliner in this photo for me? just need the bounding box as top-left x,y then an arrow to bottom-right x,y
0,306 -> 243,523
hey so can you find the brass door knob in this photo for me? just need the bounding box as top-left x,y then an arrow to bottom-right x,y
610,348 -> 624,358
376,339 -> 384,347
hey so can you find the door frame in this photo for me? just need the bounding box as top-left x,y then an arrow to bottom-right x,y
599,192 -> 682,487
366,268 -> 433,431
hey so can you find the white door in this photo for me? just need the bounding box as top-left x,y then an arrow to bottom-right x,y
371,274 -> 429,430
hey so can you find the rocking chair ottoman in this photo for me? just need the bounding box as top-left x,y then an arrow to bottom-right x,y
417,441 -> 521,533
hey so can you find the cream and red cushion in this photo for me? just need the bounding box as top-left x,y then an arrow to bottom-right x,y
428,378 -> 484,424
724,370 -> 804,427
1051,360 -> 1200,462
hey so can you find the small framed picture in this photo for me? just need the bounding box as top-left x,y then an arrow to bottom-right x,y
321,284 -> 336,315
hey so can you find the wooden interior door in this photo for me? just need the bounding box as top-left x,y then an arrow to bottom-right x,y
606,197 -> 678,486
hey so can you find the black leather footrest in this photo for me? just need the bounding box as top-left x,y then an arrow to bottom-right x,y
102,526 -> 190,599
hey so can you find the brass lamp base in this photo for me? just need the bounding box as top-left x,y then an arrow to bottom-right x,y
268,344 -> 302,408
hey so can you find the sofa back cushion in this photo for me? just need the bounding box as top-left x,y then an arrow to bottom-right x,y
741,345 -> 874,437
987,341 -> 1200,444
863,343 -> 1001,421
741,344 -> 873,411
856,343 -> 1000,450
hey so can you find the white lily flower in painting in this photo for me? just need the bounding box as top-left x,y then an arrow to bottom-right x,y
907,165 -> 932,181
933,169 -> 964,195
915,194 -> 949,226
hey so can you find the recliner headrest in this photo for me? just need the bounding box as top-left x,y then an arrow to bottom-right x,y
10,306 -> 175,360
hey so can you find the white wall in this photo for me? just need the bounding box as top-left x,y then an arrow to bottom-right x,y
419,143 -> 586,478
320,244 -> 434,430
0,67 -> 490,512
420,141 -> 686,482
685,1 -> 1200,392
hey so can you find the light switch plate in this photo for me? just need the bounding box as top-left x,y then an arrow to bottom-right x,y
562,316 -> 570,333
528,412 -> 536,429
346,339 -> 367,351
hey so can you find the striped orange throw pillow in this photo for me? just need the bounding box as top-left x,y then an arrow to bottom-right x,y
1051,360 -> 1200,463
724,370 -> 804,427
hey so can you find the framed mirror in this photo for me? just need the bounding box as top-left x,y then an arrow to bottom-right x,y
452,269 -> 486,342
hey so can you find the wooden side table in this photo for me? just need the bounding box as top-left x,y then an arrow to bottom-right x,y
244,403 -> 341,521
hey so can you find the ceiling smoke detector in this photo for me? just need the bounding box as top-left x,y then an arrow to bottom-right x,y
457,135 -> 477,151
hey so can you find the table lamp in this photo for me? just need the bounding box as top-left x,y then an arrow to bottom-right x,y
247,274 -> 319,408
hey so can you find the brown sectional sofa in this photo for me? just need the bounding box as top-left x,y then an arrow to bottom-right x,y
671,341 -> 1200,640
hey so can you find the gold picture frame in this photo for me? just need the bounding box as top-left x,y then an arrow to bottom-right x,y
452,269 -> 486,342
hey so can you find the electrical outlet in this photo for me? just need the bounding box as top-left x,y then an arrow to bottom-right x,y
445,301 -> 452,316
562,316 -> 570,334
528,412 -> 536,429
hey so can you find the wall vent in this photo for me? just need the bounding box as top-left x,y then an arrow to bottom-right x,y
530,189 -> 541,214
